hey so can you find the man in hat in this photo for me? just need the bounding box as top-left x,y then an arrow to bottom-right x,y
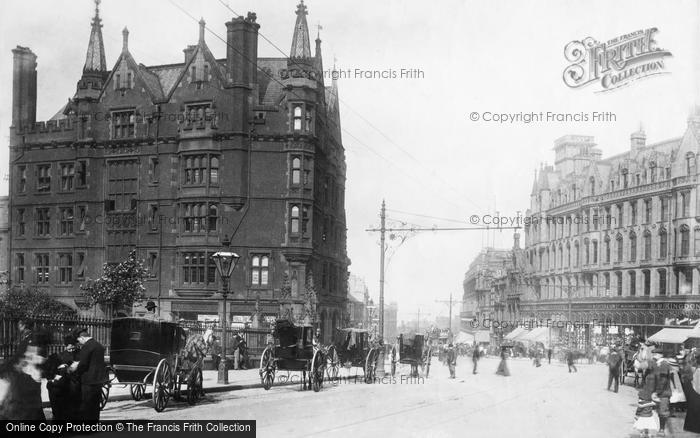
607,347 -> 622,392
446,343 -> 457,379
70,328 -> 106,423
144,301 -> 159,320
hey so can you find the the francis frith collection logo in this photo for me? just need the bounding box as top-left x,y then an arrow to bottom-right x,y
563,28 -> 672,92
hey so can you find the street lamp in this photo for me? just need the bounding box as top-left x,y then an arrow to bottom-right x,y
366,299 -> 376,337
211,235 -> 240,384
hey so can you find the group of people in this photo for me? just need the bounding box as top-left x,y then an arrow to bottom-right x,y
0,320 -> 107,422
630,344 -> 700,437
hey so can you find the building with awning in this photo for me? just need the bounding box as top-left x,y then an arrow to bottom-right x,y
504,326 -> 527,340
454,331 -> 475,344
475,330 -> 491,343
520,327 -> 551,345
648,327 -> 700,344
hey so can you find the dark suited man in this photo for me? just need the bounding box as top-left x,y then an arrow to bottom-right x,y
70,329 -> 106,422
607,348 -> 622,392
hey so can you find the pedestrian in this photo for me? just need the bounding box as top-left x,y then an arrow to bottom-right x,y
46,335 -> 81,421
143,301 -> 159,320
232,334 -> 241,370
607,347 -> 622,392
0,325 -> 50,421
238,338 -> 248,370
547,348 -> 552,364
446,343 -> 456,379
679,355 -> 700,433
633,390 -> 659,438
472,344 -> 480,374
70,328 -> 107,423
496,347 -> 510,376
566,349 -> 578,373
210,336 -> 222,371
654,354 -> 674,436
533,347 -> 542,367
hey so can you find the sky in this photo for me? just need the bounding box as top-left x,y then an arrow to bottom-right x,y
1,0 -> 699,324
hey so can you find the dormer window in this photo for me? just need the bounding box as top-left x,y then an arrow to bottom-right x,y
112,110 -> 136,139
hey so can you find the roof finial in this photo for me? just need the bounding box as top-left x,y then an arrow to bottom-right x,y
199,17 -> 206,43
122,27 -> 129,53
316,22 -> 322,41
83,0 -> 106,73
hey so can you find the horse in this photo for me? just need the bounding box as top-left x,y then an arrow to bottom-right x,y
632,344 -> 653,387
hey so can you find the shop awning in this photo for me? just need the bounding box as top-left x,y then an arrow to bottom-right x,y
505,327 -> 527,340
475,330 -> 491,343
454,331 -> 475,344
648,328 -> 693,344
521,327 -> 549,343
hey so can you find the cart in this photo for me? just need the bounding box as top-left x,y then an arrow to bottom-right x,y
390,334 -> 432,378
108,318 -> 204,412
325,328 -> 380,384
259,320 -> 325,392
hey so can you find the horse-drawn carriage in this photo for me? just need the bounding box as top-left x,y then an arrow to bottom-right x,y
259,320 -> 325,392
107,318 -> 205,412
325,328 -> 381,384
390,334 -> 432,378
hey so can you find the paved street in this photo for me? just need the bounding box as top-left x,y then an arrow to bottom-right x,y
89,357 -> 671,438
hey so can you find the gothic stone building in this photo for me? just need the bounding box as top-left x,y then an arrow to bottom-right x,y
521,122 -> 700,341
8,2 -> 349,341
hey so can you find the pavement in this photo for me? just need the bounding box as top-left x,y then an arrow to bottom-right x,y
41,367 -> 278,408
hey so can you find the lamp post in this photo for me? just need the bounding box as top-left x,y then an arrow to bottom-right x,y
211,235 -> 240,384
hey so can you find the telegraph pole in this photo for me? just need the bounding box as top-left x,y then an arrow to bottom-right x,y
379,200 -> 386,340
435,292 -> 465,334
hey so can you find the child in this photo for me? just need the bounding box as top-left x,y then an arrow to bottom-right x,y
633,387 -> 659,438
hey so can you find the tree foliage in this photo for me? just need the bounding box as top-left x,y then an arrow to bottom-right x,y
80,250 -> 149,314
0,285 -> 76,318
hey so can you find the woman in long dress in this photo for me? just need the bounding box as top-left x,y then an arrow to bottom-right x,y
496,347 -> 510,376
680,358 -> 700,433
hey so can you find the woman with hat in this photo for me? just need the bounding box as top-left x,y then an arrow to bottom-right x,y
144,301 -> 159,320
45,335 -> 81,421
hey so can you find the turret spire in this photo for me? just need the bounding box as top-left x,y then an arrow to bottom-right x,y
122,27 -> 129,53
199,17 -> 206,44
290,1 -> 311,58
83,0 -> 107,72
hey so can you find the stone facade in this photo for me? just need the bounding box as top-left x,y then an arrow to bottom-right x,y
519,120 -> 700,341
7,3 -> 349,341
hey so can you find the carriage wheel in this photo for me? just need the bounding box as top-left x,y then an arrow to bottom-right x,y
99,366 -> 115,410
259,346 -> 275,390
187,367 -> 204,405
311,350 -> 325,393
390,346 -> 397,377
326,346 -> 340,384
130,384 -> 145,401
364,348 -> 378,384
153,359 -> 172,412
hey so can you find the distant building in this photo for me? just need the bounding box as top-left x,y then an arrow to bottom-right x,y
460,247 -> 512,332
383,301 -> 398,340
347,274 -> 369,327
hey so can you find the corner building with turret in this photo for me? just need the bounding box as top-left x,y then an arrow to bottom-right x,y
8,2 -> 349,341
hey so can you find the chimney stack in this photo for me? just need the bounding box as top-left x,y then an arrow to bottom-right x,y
226,13 -> 259,87
12,46 -> 37,132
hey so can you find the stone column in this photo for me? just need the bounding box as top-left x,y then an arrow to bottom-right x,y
693,267 -> 700,295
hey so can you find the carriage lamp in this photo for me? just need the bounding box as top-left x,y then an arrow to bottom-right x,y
212,235 -> 241,384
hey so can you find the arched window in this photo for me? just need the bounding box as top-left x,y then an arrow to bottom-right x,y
589,177 -> 595,195
629,231 -> 637,262
210,157 -> 219,185
251,255 -> 270,286
643,231 -> 652,260
604,235 -> 611,263
185,157 -> 193,184
616,234 -> 623,262
584,239 -> 590,265
293,106 -> 303,131
659,227 -> 668,258
574,241 -> 580,267
629,271 -> 636,296
680,225 -> 690,256
291,157 -> 301,185
291,205 -> 300,234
